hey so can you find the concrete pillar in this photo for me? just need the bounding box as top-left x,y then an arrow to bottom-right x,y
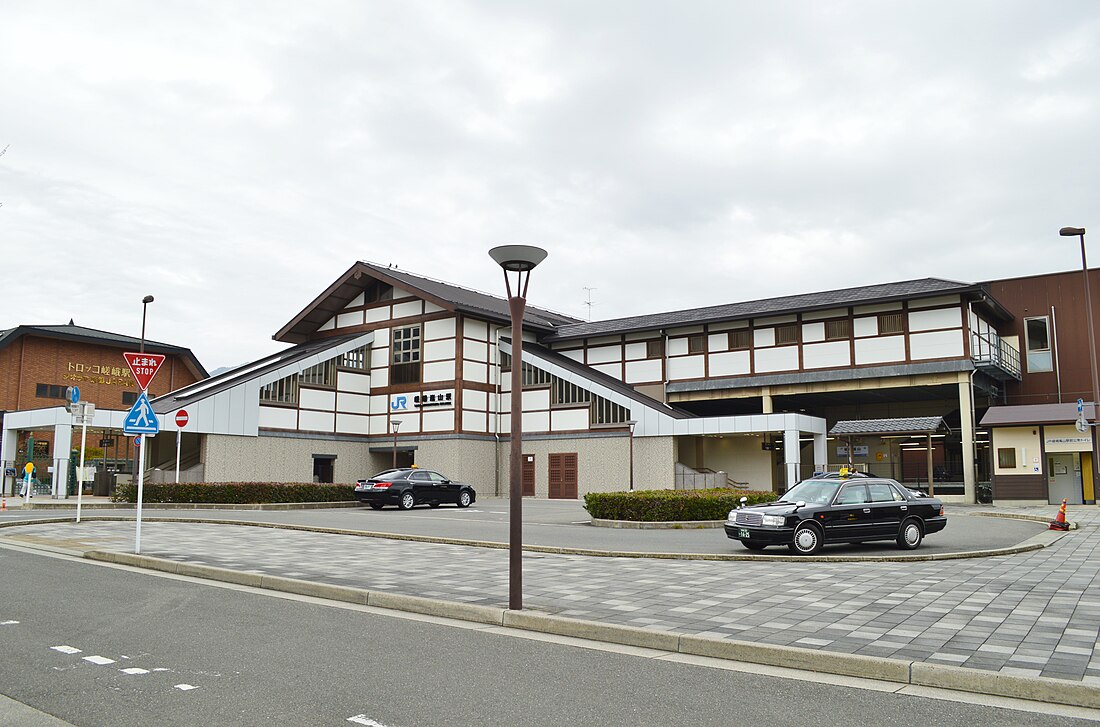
52,422 -> 72,499
959,376 -> 976,502
813,433 -> 828,473
784,428 -> 800,490
761,387 -> 773,414
1,421 -> 17,497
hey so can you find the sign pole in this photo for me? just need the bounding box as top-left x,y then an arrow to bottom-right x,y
77,406 -> 88,523
135,433 -> 145,554
175,428 -> 181,484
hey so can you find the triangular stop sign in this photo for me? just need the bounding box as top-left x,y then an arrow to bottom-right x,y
123,352 -> 167,390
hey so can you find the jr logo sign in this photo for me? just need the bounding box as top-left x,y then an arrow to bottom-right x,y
391,395 -> 408,411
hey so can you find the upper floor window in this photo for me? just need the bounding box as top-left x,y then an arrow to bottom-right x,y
688,335 -> 705,355
260,374 -> 299,405
122,391 -> 138,406
878,312 -> 904,335
391,326 -> 422,385
646,339 -> 664,359
1024,316 -> 1052,373
728,329 -> 751,350
301,359 -> 336,387
339,345 -> 369,370
35,383 -> 67,400
775,324 -> 799,346
825,319 -> 850,341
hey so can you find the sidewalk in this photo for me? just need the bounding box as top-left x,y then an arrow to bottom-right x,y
2,503 -> 1099,704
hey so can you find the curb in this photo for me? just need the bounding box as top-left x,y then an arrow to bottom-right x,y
78,548 -> 1100,710
590,518 -> 723,529
19,500 -> 362,511
968,510 -> 1079,530
0,515 -> 1056,563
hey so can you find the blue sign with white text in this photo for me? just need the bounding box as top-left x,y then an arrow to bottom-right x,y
123,392 -> 160,435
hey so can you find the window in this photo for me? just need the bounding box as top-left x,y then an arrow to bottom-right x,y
775,324 -> 799,346
688,335 -> 705,354
339,345 -> 369,370
868,483 -> 904,502
878,312 -> 904,335
301,359 -> 336,387
391,326 -> 422,385
1024,317 -> 1052,373
646,339 -> 664,359
500,351 -> 511,372
825,319 -> 850,341
554,378 -> 591,406
35,384 -> 67,400
728,329 -> 751,350
122,392 -> 138,406
590,394 -> 630,425
260,374 -> 299,405
522,361 -> 552,387
836,484 -> 868,504
997,448 -> 1017,469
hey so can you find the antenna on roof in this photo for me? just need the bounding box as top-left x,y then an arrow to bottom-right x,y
583,287 -> 597,321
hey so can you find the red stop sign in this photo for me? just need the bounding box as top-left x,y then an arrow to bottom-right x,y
175,410 -> 189,427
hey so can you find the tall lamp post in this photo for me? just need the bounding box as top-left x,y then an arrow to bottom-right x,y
1062,226 -> 1099,498
139,295 -> 154,353
626,420 -> 638,491
390,419 -> 402,469
489,244 -> 547,611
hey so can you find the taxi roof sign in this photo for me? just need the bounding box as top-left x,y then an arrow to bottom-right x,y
123,353 -> 166,391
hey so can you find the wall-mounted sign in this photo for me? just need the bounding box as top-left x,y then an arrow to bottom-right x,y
836,445 -> 869,457
414,392 -> 453,408
390,395 -> 409,412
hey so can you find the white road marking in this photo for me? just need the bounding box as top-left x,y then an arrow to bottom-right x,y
83,655 -> 116,665
174,684 -> 198,691
347,716 -> 392,726
51,645 -> 81,654
120,668 -> 149,675
1,620 -> 19,625
153,668 -> 171,672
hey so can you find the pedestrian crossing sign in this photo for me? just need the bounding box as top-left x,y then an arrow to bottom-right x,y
123,391 -> 160,435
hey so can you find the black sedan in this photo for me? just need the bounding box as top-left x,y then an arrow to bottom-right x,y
724,476 -> 946,555
354,468 -> 476,510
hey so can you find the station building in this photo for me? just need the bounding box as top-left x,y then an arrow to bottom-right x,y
3,262 -> 1097,505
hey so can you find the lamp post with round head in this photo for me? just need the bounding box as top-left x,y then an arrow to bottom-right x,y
1062,226 -> 1099,497
488,244 -> 547,611
391,419 -> 403,470
140,295 -> 154,354
626,420 -> 639,491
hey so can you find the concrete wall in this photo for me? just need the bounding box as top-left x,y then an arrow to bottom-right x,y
203,434 -> 375,484
406,437 -> 497,495
498,435 -> 675,498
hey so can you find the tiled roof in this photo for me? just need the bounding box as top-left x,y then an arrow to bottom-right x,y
829,417 -> 947,435
543,278 -> 978,341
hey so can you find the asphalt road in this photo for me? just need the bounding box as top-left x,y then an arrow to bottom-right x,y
0,545 -> 1095,726
0,498 -> 1048,556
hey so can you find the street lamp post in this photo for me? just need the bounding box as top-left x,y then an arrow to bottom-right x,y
139,295 -> 154,353
1062,226 -> 1099,498
390,419 -> 402,469
489,244 -> 548,612
626,419 -> 638,491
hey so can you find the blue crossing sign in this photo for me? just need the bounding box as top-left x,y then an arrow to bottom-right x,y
123,391 -> 160,435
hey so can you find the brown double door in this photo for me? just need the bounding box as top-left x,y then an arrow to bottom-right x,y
522,455 -> 535,497
548,452 -> 578,499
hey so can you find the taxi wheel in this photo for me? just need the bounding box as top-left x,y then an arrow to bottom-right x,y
399,491 -> 416,510
458,490 -> 473,508
897,519 -> 923,550
789,522 -> 823,555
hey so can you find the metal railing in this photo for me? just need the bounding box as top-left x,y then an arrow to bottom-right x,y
971,331 -> 1022,379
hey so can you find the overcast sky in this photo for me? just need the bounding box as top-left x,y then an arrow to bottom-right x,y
2,1 -> 1097,371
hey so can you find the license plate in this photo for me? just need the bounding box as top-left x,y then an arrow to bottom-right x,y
738,528 -> 750,539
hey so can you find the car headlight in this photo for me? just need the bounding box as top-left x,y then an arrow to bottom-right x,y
727,510 -> 738,521
761,514 -> 786,527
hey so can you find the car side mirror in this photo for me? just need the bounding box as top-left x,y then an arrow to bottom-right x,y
739,496 -> 748,509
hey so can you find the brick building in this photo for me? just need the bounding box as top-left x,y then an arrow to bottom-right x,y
0,323 -> 206,495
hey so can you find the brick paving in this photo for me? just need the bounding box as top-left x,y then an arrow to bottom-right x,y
5,506 -> 1100,684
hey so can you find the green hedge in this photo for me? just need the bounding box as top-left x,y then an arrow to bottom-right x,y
583,488 -> 776,522
112,482 -> 357,504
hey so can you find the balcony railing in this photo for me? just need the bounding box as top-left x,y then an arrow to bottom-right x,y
971,331 -> 1022,380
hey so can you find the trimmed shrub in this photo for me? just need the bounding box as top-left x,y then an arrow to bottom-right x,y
583,488 -> 776,522
111,482 -> 357,504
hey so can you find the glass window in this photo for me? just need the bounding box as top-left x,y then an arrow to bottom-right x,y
728,329 -> 751,350
410,471 -> 431,481
836,484 -> 868,505
122,392 -> 138,406
646,339 -> 664,359
997,448 -> 1017,468
339,346 -> 369,370
391,326 -> 422,385
825,319 -> 850,341
878,313 -> 904,335
868,483 -> 901,502
1024,317 -> 1052,373
260,374 -> 299,404
688,335 -> 705,354
301,359 -> 336,387
775,324 -> 799,346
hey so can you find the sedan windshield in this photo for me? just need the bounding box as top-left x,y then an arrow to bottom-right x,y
780,479 -> 840,505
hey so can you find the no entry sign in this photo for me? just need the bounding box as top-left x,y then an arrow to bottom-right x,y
123,353 -> 166,391
175,410 -> 189,428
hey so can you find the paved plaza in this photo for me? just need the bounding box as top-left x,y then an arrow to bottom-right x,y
3,505 -> 1099,685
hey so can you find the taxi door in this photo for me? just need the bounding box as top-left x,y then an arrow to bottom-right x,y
819,483 -> 873,542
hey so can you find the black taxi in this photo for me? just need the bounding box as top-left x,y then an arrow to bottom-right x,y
724,475 -> 946,555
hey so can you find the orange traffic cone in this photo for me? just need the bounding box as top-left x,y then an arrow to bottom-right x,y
1,498 -> 5,511
1049,498 -> 1070,531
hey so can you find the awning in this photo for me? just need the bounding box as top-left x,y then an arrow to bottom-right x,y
980,403 -> 1096,427
367,445 -> 419,454
829,417 -> 949,436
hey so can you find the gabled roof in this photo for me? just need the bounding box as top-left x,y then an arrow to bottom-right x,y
543,278 -> 1009,342
152,333 -> 365,414
0,323 -> 207,379
830,417 -> 948,436
980,403 -> 1097,427
275,261 -> 581,344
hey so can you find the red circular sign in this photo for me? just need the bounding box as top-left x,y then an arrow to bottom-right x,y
175,410 -> 189,427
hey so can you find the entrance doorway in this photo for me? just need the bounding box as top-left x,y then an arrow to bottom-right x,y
522,455 -> 535,496
1047,453 -> 1083,505
548,453 -> 578,499
313,455 -> 335,484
